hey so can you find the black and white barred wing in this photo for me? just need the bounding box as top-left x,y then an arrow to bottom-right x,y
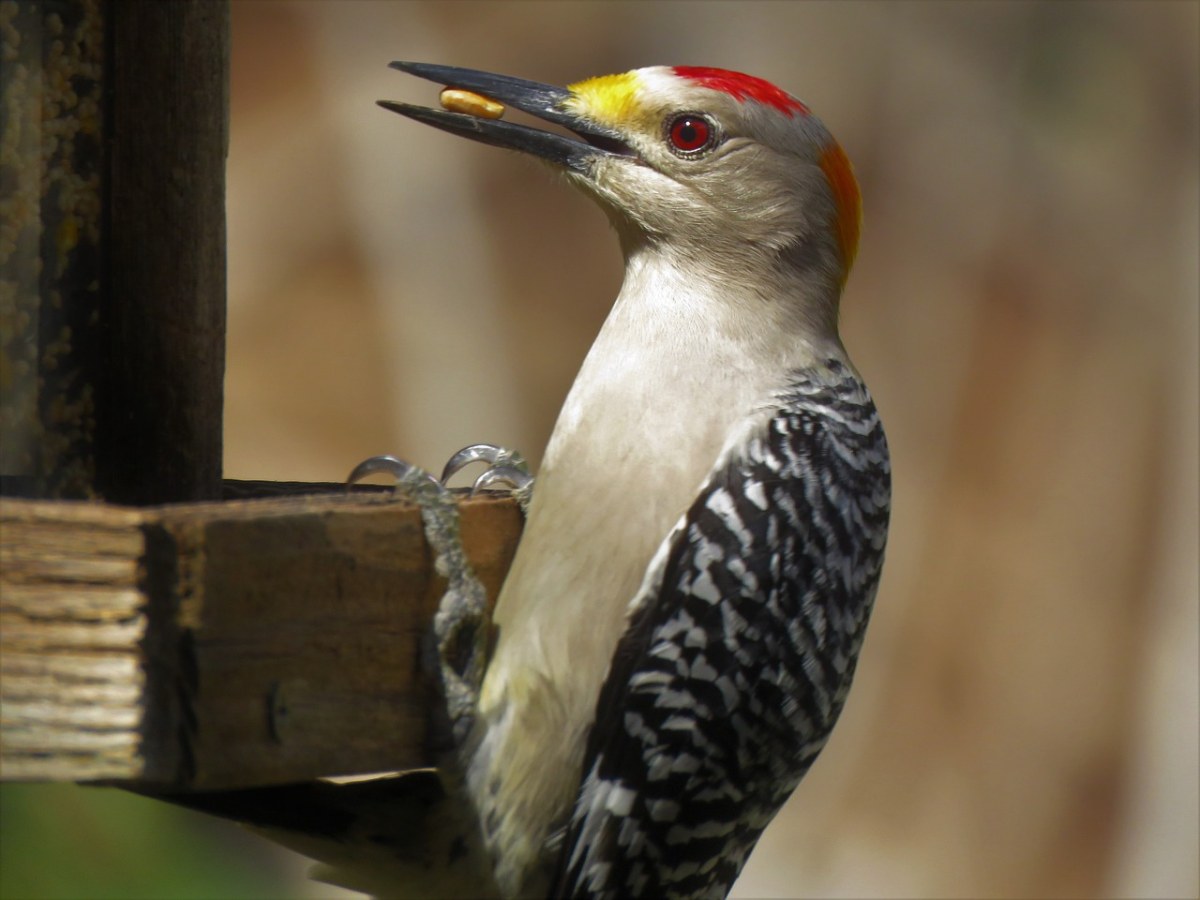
553,364 -> 890,900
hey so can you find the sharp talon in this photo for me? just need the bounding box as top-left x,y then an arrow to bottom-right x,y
347,454 -> 441,489
441,443 -> 507,484
472,466 -> 535,495
440,443 -> 535,516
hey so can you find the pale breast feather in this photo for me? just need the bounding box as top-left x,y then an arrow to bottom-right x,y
552,358 -> 890,899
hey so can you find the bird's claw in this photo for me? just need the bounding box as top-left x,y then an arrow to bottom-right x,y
345,453 -> 488,756
473,465 -> 533,493
441,443 -> 534,514
342,443 -> 533,752
441,443 -> 521,482
347,454 -> 441,490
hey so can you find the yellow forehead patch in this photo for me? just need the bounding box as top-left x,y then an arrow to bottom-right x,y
565,71 -> 645,130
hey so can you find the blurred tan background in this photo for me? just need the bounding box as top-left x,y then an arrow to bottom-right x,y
3,1 -> 1197,897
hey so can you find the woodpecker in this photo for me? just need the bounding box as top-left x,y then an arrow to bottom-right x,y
371,61 -> 890,898
197,63 -> 890,900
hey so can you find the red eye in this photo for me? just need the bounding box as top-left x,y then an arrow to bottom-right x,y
668,115 -> 712,154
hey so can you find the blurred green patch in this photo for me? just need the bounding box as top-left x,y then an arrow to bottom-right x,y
0,783 -> 295,899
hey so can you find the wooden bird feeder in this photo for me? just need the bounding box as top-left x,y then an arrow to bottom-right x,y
0,0 -> 522,793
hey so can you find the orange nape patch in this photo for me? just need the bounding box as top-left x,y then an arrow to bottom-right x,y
819,141 -> 861,279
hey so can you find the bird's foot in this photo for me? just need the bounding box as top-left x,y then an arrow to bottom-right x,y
441,443 -> 534,515
347,455 -> 488,753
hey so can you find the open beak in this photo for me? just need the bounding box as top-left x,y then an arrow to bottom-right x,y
378,62 -> 629,173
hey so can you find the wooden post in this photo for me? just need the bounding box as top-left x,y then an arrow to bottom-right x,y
98,0 -> 229,504
0,0 -> 228,503
1,0 -> 109,498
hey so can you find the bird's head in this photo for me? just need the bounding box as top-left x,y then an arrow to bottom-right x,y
381,63 -> 860,298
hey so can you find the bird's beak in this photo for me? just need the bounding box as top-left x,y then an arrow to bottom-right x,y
379,62 -> 630,173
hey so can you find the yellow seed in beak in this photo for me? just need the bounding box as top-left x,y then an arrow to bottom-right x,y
439,88 -> 505,119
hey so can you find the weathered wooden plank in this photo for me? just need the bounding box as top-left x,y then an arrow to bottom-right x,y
0,584 -> 145,619
0,488 -> 523,788
0,497 -> 150,781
